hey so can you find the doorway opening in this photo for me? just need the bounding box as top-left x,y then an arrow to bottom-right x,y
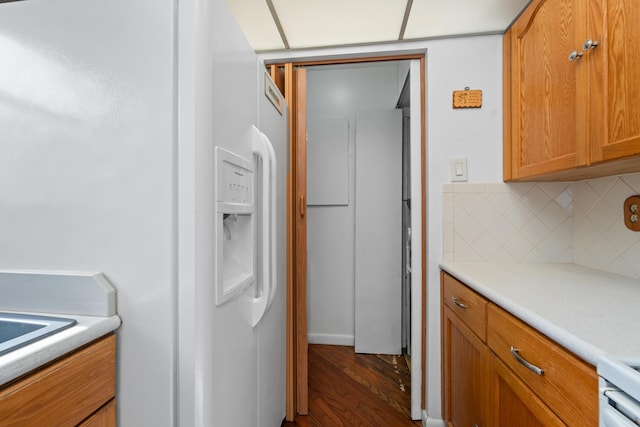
268,54 -> 425,423
305,59 -> 415,421
303,60 -> 409,355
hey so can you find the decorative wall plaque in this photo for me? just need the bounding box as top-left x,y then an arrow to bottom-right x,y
453,88 -> 482,108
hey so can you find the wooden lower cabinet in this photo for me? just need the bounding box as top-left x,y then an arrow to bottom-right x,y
442,305 -> 487,427
79,399 -> 117,427
441,272 -> 597,427
488,353 -> 565,427
0,333 -> 116,427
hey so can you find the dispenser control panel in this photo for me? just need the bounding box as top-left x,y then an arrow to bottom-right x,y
216,147 -> 253,209
222,164 -> 251,204
214,146 -> 256,306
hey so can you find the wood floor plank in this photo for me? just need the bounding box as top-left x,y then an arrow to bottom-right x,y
283,344 -> 421,426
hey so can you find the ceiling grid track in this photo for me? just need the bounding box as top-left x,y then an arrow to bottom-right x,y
266,0 -> 290,49
398,0 -> 413,40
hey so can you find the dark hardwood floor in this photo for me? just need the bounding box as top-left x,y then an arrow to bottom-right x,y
283,344 -> 422,427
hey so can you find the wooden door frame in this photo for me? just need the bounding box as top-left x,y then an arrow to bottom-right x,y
272,54 -> 427,421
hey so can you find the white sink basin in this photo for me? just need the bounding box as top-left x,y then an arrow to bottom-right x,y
0,312 -> 76,356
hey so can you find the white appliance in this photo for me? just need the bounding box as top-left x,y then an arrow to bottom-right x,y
206,69 -> 288,427
0,0 -> 287,424
598,355 -> 640,426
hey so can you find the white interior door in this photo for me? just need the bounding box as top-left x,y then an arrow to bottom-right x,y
354,109 -> 402,355
408,58 -> 422,420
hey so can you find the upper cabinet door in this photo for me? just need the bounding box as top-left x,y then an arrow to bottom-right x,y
506,0 -> 588,180
590,0 -> 640,163
505,0 -> 640,181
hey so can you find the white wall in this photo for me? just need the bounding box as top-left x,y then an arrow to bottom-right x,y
261,33 -> 504,424
0,0 -> 176,425
306,63 -> 407,345
424,34 -> 503,423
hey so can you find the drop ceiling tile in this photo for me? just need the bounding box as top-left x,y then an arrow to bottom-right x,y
225,0 -> 286,51
272,0 -> 406,49
404,0 -> 530,40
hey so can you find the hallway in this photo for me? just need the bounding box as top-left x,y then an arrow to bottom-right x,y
283,345 -> 422,426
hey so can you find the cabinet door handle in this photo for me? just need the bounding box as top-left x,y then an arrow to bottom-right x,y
568,50 -> 583,62
510,346 -> 544,375
582,39 -> 599,51
452,297 -> 468,309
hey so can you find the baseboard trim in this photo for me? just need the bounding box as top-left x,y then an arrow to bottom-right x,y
423,410 -> 445,427
307,333 -> 355,346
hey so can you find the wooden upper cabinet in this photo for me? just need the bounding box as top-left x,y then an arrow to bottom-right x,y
505,0 -> 587,180
590,0 -> 640,163
505,0 -> 640,181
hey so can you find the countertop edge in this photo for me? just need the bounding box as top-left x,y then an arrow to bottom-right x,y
439,261 -> 605,367
0,314 -> 121,386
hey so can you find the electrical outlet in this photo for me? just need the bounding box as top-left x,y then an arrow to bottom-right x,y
624,195 -> 640,232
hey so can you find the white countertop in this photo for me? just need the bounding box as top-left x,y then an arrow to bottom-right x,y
0,312 -> 121,385
0,270 -> 121,386
439,262 -> 640,366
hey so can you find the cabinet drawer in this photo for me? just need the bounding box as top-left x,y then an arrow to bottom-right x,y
487,304 -> 597,427
488,352 -> 566,427
79,399 -> 116,427
442,273 -> 487,341
0,334 -> 116,427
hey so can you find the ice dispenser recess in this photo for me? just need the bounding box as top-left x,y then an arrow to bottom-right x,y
215,147 -> 255,305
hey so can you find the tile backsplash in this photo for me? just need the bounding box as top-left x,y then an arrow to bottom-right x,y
443,172 -> 640,280
573,174 -> 640,279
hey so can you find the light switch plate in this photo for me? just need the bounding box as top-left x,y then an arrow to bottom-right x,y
450,158 -> 468,182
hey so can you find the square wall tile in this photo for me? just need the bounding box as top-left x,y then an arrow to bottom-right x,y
444,175 -> 640,281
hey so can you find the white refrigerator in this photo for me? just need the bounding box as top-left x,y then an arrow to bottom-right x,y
206,71 -> 288,427
182,2 -> 289,424
0,0 -> 288,424
204,73 -> 287,427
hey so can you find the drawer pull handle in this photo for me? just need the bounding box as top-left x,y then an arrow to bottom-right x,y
452,297 -> 468,309
510,346 -> 544,375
